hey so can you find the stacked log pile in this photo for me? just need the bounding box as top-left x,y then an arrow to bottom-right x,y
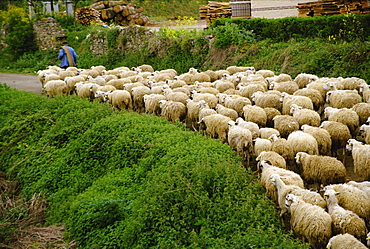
298,0 -> 370,17
199,1 -> 232,23
75,1 -> 149,26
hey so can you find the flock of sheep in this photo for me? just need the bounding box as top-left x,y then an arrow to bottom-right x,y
37,64 -> 370,249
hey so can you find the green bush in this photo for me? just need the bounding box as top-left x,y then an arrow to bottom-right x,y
0,86 -> 310,248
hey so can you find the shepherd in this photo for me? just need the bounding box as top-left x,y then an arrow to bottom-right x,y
58,41 -> 78,69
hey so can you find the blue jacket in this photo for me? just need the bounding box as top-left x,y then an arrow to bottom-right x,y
58,45 -> 78,67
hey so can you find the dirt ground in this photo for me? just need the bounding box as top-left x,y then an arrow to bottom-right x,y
0,73 -> 42,94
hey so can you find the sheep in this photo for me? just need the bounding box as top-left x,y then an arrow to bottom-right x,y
253,138 -> 272,158
202,69 -> 219,82
306,81 -> 330,99
251,91 -> 282,111
255,69 -> 275,78
347,181 -> 370,199
43,79 -> 67,97
199,114 -> 232,143
163,88 -> 189,105
294,73 -> 319,89
185,99 -> 202,131
58,68 -> 78,80
320,121 -> 351,162
269,81 -> 299,95
239,84 -> 265,100
324,107 -> 360,137
263,107 -> 282,127
218,94 -> 252,117
284,193 -> 332,249
359,82 -> 370,103
192,92 -> 218,109
325,89 -> 362,109
242,105 -> 267,127
227,121 -> 253,165
287,131 -> 319,156
75,82 -> 100,101
191,72 -> 211,84
323,189 -> 368,242
94,85 -> 117,102
259,160 -> 304,203
149,72 -> 175,82
213,79 -> 235,93
280,92 -> 314,115
324,183 -> 370,223
123,82 -> 146,93
359,124 -> 370,144
259,127 -> 280,139
215,104 -> 238,121
158,100 -> 187,123
301,125 -> 332,156
351,103 -> 370,125
335,77 -> 366,91
106,78 -> 132,90
256,151 -> 286,170
270,173 -> 326,217
167,79 -> 187,89
293,88 -> 325,114
197,100 -> 217,121
105,90 -> 132,111
346,139 -> 370,180
226,66 -> 255,75
289,104 -> 321,127
131,86 -> 152,113
268,134 -> 295,170
64,75 -> 87,94
196,86 -> 220,95
135,64 -> 154,73
295,152 -> 346,189
272,115 -> 299,138
143,94 -> 167,115
235,118 -> 260,139
326,233 -> 367,249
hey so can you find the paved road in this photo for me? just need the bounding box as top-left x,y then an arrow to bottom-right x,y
0,73 -> 42,94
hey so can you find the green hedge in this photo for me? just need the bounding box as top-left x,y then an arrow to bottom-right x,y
0,85 -> 310,248
210,14 -> 370,42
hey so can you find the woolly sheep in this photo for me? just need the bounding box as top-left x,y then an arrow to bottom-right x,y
203,69 -> 219,82
269,81 -> 299,95
94,85 -> 117,102
359,82 -> 370,103
301,125 -> 332,156
218,94 -> 252,117
320,121 -> 351,162
324,183 -> 370,222
192,92 -> 218,109
255,69 -> 275,78
131,85 -> 152,113
323,189 -> 368,242
253,138 -> 272,158
159,100 -> 187,122
242,105 -> 267,127
251,91 -> 282,111
347,181 -> 370,199
58,68 -> 77,80
227,121 -> 253,164
163,88 -> 189,105
326,233 -> 367,249
293,88 -> 324,114
268,134 -> 295,169
213,79 -> 235,93
215,104 -> 238,121
306,81 -> 329,99
335,77 -> 366,91
185,99 -> 202,131
106,90 -> 133,111
346,139 -> 370,180
351,102 -> 370,125
64,75 -> 87,94
196,86 -> 220,95
143,94 -> 167,115
280,92 -> 314,115
43,79 -> 67,97
199,114 -> 232,143
197,100 -> 217,121
284,193 -> 332,249
325,89 -> 362,109
263,107 -> 281,127
294,73 -> 319,89
287,131 -> 319,156
239,84 -> 265,99
256,151 -> 286,169
123,82 -> 146,93
359,124 -> 370,144
135,64 -> 154,73
272,115 -> 299,138
259,160 -> 304,203
270,173 -> 326,217
295,152 -> 346,188
106,78 -> 132,90
235,118 -> 260,139
289,104 -> 321,127
324,107 -> 360,137
226,66 -> 255,75
259,127 -> 280,139
167,79 -> 187,89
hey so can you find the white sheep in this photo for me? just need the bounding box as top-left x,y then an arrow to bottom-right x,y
185,99 -> 202,131
269,80 -> 299,95
295,152 -> 346,189
239,83 -> 266,99
287,130 -> 319,156
235,118 -> 260,139
199,114 -> 232,143
217,93 -> 252,117
293,88 -> 325,114
106,90 -> 133,111
256,151 -> 286,170
294,73 -> 318,89
106,78 -> 132,90
323,189 -> 368,242
64,75 -> 87,94
351,102 -> 370,125
213,79 -> 235,93
242,105 -> 267,127
284,194 -> 332,249
215,104 -> 238,121
43,79 -> 67,97
301,124 -> 332,156
253,138 -> 272,158
255,69 -> 275,78
259,127 -> 280,139
325,89 -> 362,109
143,94 -> 166,115
75,82 -> 100,101
268,134 -> 295,170
324,183 -> 370,223
272,115 -> 299,138
347,181 -> 370,199
324,106 -> 360,137
326,233 -> 367,249
158,100 -> 187,123
227,121 -> 253,165
251,91 -> 282,112
280,92 -> 314,115
346,139 -> 370,180
270,173 -> 326,217
192,92 -> 218,109
197,100 -> 217,121
131,85 -> 152,113
289,104 -> 321,127
359,124 -> 370,144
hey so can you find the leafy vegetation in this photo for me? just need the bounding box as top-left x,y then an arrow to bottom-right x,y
0,85 -> 310,248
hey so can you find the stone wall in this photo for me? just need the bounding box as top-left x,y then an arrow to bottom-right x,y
33,17 -> 67,50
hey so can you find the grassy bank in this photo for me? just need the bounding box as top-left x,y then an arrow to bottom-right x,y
0,85 -> 309,248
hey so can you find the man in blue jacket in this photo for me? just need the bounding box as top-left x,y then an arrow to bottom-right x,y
58,41 -> 78,69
